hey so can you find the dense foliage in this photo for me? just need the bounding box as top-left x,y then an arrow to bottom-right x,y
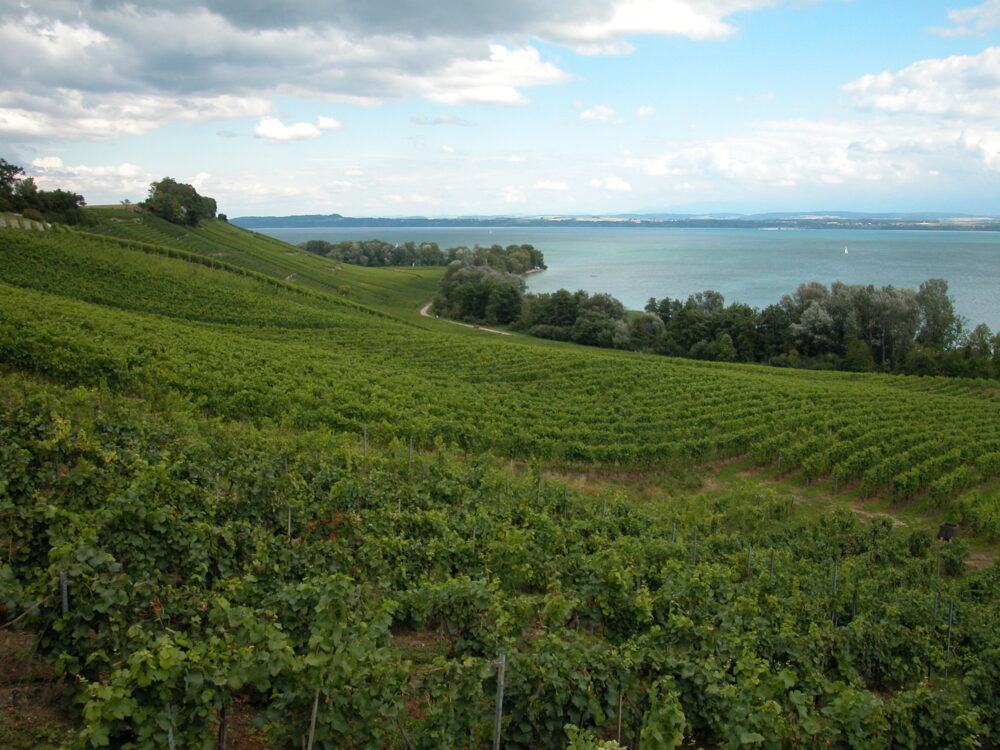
142,177 -> 217,227
0,158 -> 85,224
477,277 -> 996,378
300,238 -> 545,272
643,280 -> 998,377
2,374 -> 999,749
2,230 -> 999,531
2,219 -> 1000,748
430,244 -> 546,323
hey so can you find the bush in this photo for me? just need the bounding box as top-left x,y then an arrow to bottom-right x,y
530,324 -> 572,341
939,538 -> 971,576
907,529 -> 933,558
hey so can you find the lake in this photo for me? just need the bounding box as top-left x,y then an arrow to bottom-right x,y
255,226 -> 1000,330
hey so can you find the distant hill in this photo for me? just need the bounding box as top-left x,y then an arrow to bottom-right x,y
233,210 -> 1000,230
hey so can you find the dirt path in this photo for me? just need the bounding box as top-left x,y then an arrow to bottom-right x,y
419,300 -> 512,336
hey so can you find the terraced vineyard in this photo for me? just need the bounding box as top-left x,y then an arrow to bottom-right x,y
2,221 -> 999,748
83,211 -> 443,314
2,229 -> 998,533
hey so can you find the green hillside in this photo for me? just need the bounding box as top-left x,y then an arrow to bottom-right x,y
82,208 -> 443,315
2,220 -> 1000,749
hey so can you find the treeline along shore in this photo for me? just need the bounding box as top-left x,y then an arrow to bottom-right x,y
300,235 -> 1000,379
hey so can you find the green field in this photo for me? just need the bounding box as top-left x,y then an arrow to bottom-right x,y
1,215 -> 999,749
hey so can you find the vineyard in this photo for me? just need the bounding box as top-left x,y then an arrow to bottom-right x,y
81,211 -> 443,315
1,221 -> 1000,748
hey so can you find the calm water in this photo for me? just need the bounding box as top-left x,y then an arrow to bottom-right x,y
257,226 -> 1000,330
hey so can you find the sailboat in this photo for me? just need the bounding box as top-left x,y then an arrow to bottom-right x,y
844,247 -> 849,254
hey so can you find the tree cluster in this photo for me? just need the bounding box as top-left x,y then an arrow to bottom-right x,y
434,258 -> 998,378
0,158 -> 85,224
639,279 -> 999,376
300,238 -> 546,272
142,177 -> 217,226
518,290 -> 631,349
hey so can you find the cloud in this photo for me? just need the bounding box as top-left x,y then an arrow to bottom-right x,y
540,0 -> 766,54
381,192 -> 440,205
580,104 -> 616,122
503,185 -> 527,202
843,47 -> 1000,118
0,1 -> 793,141
930,0 -> 1000,36
406,44 -> 570,105
580,103 -> 626,125
0,6 -> 571,122
734,92 -> 775,103
627,116 -> 1000,193
590,175 -> 632,190
253,115 -> 343,143
0,90 -> 270,141
27,155 -> 153,197
534,180 -> 569,189
316,116 -> 344,130
440,144 -> 456,153
636,105 -> 654,118
411,115 -> 476,126
37,1 -> 784,47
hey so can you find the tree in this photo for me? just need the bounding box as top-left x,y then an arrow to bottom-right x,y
791,301 -> 837,357
570,310 -> 629,349
484,282 -> 523,325
688,290 -> 725,315
581,292 -> 625,320
629,312 -> 665,351
0,158 -> 24,209
844,336 -> 876,372
714,331 -> 738,362
143,177 -> 217,226
916,278 -> 963,350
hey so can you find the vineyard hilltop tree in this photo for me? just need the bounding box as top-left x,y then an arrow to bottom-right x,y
143,177 -> 217,226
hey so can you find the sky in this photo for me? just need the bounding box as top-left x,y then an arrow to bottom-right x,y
3,0 -> 1000,217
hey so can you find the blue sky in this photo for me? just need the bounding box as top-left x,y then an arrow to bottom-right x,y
3,0 -> 1000,216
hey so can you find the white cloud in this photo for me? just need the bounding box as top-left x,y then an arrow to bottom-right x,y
503,185 -> 527,202
636,105 -> 654,118
843,47 -> 1000,118
381,192 -> 440,205
0,90 -> 270,141
316,116 -> 344,131
440,144 -> 456,153
27,156 -> 152,197
540,0 -> 766,54
407,44 -> 570,105
534,180 -> 569,190
580,104 -> 617,121
931,0 -> 1000,36
253,115 -> 343,143
0,1 -> 791,144
590,175 -> 632,190
627,116 -> 1000,193
411,115 -> 476,126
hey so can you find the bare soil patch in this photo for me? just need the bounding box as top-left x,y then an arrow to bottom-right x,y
0,629 -> 75,749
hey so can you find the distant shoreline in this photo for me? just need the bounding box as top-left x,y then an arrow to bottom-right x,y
237,215 -> 1000,232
